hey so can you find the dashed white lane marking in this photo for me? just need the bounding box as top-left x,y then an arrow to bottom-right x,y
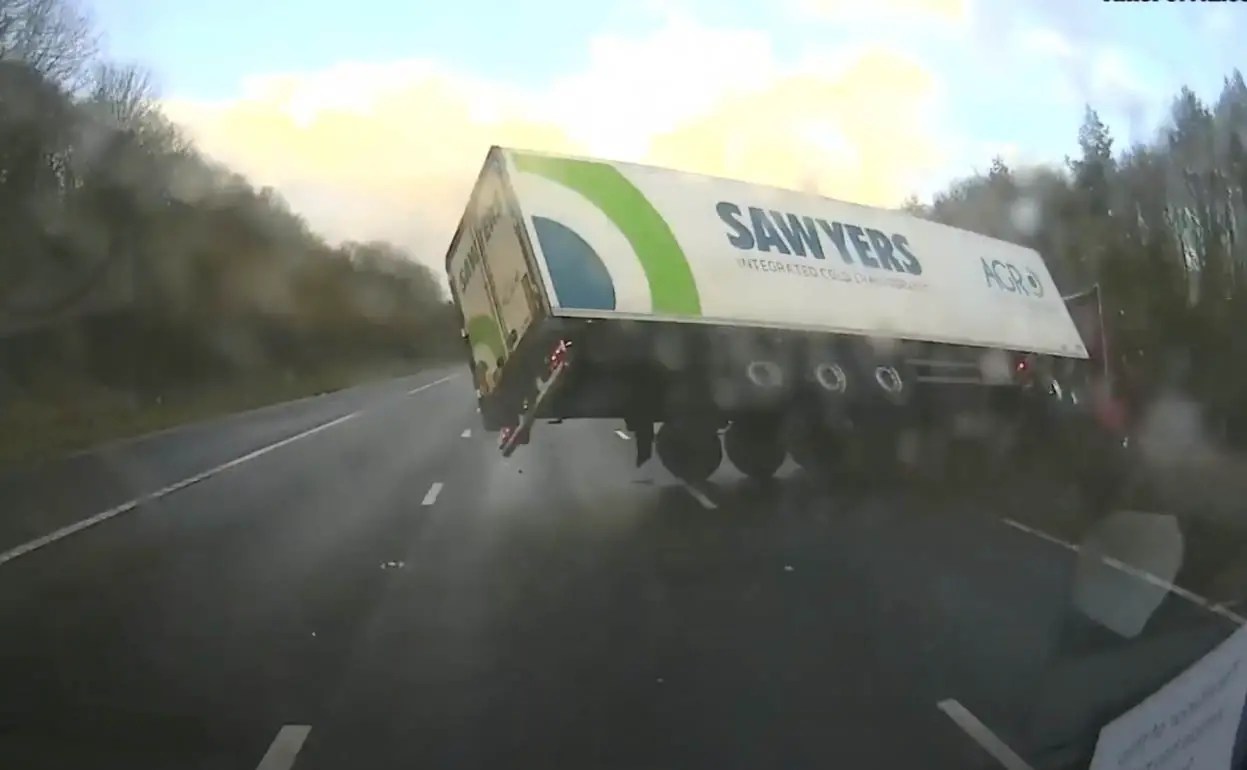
0,412 -> 360,568
255,725 -> 312,770
614,430 -> 630,440
682,484 -> 718,510
937,699 -> 1034,770
461,428 -> 472,438
422,482 -> 444,506
1001,518 -> 1246,624
0,374 -> 458,569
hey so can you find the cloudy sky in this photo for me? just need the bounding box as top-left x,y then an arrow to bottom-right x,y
92,0 -> 1243,271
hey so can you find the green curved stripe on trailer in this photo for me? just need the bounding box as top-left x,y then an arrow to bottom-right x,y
466,313 -> 505,364
512,152 -> 702,316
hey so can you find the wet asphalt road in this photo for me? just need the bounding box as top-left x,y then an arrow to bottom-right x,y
0,367 -> 1238,770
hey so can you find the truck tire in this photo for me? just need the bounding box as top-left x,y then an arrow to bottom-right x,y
655,423 -> 722,483
724,420 -> 786,480
871,361 -> 915,407
788,428 -> 842,474
812,361 -> 850,396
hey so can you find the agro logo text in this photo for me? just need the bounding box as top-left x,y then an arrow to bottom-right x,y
716,202 -> 923,276
982,258 -> 1044,298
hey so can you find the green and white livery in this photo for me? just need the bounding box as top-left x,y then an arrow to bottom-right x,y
448,146 -> 1089,381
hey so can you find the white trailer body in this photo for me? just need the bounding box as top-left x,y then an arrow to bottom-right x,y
447,147 -> 1093,477
447,150 -> 545,397
498,148 -> 1088,360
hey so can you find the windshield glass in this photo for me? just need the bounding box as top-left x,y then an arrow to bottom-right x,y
1,2 -> 1246,770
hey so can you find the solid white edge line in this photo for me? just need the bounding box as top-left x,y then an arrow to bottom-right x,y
1002,519 -> 1076,551
0,500 -> 139,566
614,430 -> 630,440
409,373 -> 456,395
1001,518 -> 1247,625
0,373 -> 460,569
0,411 -> 358,568
937,699 -> 1035,770
1100,555 -> 1217,610
422,482 -> 444,506
64,372 -> 453,460
682,484 -> 717,510
255,724 -> 313,770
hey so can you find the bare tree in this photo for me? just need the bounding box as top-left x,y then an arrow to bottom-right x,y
0,0 -> 96,86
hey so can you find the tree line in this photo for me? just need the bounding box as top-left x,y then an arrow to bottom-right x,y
0,0 -> 457,403
905,70 -> 1247,442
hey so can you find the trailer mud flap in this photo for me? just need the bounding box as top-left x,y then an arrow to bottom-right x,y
625,417 -> 655,467
500,361 -> 567,458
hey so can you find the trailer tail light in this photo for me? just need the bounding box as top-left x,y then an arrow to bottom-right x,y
1014,355 -> 1036,386
500,424 -> 531,449
549,339 -> 571,372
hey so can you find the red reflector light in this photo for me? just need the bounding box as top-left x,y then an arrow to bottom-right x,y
549,340 -> 571,370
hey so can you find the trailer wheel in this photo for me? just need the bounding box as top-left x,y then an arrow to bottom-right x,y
852,345 -> 915,409
724,421 -> 786,481
655,423 -> 722,483
872,363 -> 914,406
788,428 -> 842,473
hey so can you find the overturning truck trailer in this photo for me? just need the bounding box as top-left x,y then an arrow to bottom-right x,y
447,146 -> 1091,482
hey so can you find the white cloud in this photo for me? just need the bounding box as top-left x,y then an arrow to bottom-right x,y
793,0 -> 970,27
1020,27 -> 1076,60
1203,7 -> 1235,37
1008,23 -> 1173,147
539,16 -> 782,159
1090,48 -> 1149,103
162,16 -> 952,271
